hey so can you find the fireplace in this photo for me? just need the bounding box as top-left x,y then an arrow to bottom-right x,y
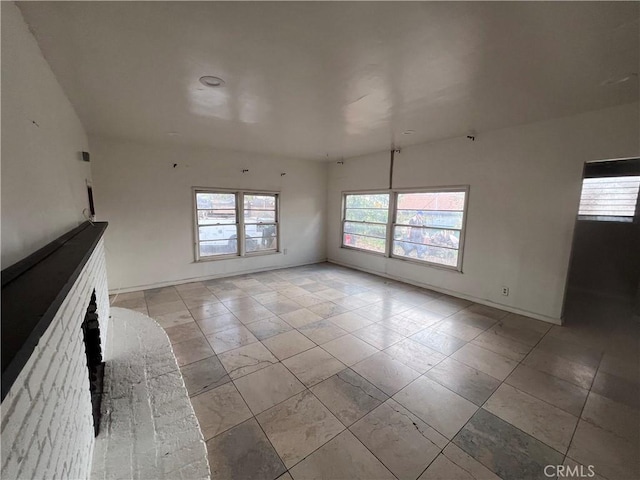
81,290 -> 105,437
1,222 -> 109,479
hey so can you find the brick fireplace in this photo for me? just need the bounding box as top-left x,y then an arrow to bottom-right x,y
1,222 -> 109,479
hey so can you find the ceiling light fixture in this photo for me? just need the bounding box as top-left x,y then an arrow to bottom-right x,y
199,76 -> 225,87
402,130 -> 415,135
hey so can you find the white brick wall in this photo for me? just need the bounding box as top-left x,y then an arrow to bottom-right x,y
1,239 -> 110,480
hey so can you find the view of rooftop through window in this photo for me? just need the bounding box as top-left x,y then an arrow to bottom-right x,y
578,176 -> 640,220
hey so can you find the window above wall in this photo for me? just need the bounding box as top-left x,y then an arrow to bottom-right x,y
194,189 -> 279,261
578,158 -> 640,223
341,186 -> 469,271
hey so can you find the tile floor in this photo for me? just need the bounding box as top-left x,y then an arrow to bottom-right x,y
110,263 -> 640,480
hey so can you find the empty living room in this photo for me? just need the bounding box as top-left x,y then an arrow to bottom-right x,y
2,1 -> 639,479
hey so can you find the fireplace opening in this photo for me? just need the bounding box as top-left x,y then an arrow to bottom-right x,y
82,290 -> 105,436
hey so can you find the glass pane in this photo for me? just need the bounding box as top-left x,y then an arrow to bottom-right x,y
245,225 -> 278,252
397,191 -> 465,212
396,210 -> 464,229
578,176 -> 640,217
196,192 -> 236,210
344,221 -> 386,239
197,209 -> 236,225
244,210 -> 276,223
244,194 -> 276,210
342,233 -> 386,253
199,225 -> 239,242
199,239 -> 238,257
392,240 -> 458,267
345,194 -> 389,209
345,208 -> 388,223
393,226 -> 460,249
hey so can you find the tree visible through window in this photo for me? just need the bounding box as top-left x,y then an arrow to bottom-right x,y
342,194 -> 390,253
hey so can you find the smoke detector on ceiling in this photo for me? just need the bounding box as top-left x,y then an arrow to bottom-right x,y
199,76 -> 226,87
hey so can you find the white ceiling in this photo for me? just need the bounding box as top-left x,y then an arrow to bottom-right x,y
18,1 -> 639,161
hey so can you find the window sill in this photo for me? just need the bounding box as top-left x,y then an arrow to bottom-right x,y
195,250 -> 281,263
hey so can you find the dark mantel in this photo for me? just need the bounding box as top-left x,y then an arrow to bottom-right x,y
1,221 -> 108,401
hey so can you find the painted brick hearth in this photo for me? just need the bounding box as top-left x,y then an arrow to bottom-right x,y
1,238 -> 109,479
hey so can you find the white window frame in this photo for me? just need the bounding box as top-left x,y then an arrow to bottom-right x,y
193,187 -> 280,262
341,190 -> 392,257
340,185 -> 470,272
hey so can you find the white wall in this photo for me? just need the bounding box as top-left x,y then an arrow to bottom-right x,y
327,103 -> 640,322
90,137 -> 328,291
1,2 -> 91,268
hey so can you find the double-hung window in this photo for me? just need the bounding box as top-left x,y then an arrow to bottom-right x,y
194,189 -> 279,261
392,189 -> 467,269
342,193 -> 390,254
341,186 -> 469,271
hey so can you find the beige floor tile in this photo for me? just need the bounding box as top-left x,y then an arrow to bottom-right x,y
464,304 -> 510,321
310,369 -> 387,427
451,343 -> 518,381
434,318 -> 485,342
567,420 -> 640,480
190,383 -> 252,440
351,400 -> 443,479
256,390 -> 345,468
506,364 -> 589,416
352,323 -> 405,349
289,430 -> 395,480
147,299 -> 188,317
377,315 -> 425,336
172,336 -> 214,366
282,346 -> 346,386
297,319 -> 348,344
233,363 -> 306,414
523,348 -> 597,389
279,308 -> 323,328
393,376 -> 478,439
383,338 -> 446,373
262,330 -> 316,360
189,302 -> 231,320
328,312 -> 374,332
471,330 -> 531,362
163,321 -> 204,345
321,334 -> 379,366
232,304 -> 276,324
153,309 -> 194,328
218,342 -> 278,379
581,391 -> 639,442
195,312 -> 243,335
484,383 -> 578,453
352,351 -> 420,396
419,445 -> 501,480
205,325 -> 258,354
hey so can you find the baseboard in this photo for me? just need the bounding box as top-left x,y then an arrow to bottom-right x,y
108,258 -> 329,294
327,258 -> 563,325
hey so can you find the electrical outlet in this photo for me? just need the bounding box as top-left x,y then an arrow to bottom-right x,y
501,286 -> 509,296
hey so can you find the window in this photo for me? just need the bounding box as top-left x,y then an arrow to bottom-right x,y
194,189 -> 279,260
342,193 -> 390,253
392,189 -> 467,269
578,176 -> 640,222
341,187 -> 469,271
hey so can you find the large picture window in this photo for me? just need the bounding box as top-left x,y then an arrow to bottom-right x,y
194,189 -> 279,260
342,193 -> 390,254
341,187 -> 468,271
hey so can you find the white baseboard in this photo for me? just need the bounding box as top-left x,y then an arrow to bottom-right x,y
328,258 -> 563,325
108,258 -> 328,294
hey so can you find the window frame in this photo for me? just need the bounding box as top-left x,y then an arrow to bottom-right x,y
340,185 -> 470,272
341,190 -> 392,257
193,187 -> 280,262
